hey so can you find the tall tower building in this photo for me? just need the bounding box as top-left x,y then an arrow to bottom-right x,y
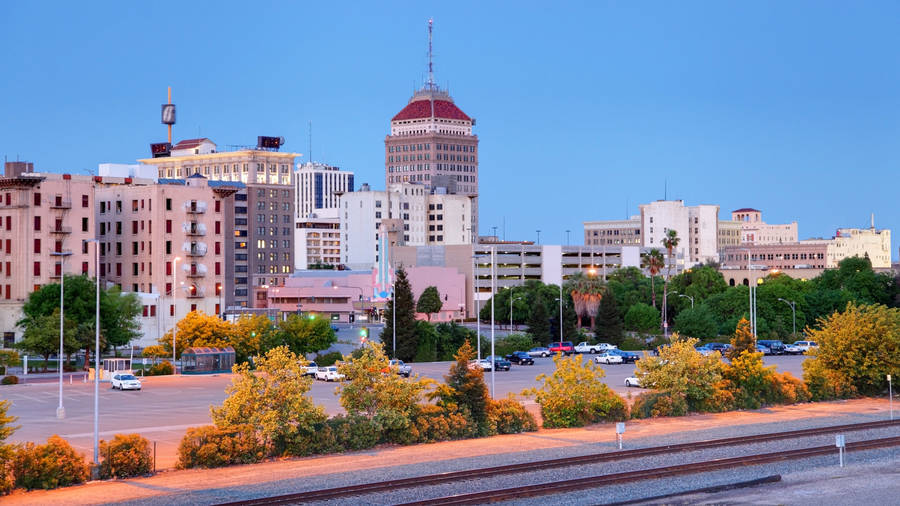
385,20 -> 478,241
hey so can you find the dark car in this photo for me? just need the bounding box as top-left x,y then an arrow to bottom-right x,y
608,349 -> 642,363
548,341 -> 575,355
758,340 -> 785,355
485,355 -> 511,371
505,351 -> 535,365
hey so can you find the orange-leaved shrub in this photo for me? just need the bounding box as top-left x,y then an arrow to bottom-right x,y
100,434 -> 153,479
13,435 -> 89,490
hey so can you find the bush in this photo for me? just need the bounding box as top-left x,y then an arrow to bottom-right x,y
0,400 -> 18,495
408,404 -> 477,443
323,414 -> 380,451
526,354 -> 627,428
99,434 -> 153,479
488,398 -> 538,434
13,435 -> 89,490
146,361 -> 174,376
316,351 -> 343,366
176,425 -> 264,469
634,334 -> 724,412
803,358 -> 857,401
435,341 -> 491,436
630,392 -> 688,419
1,376 -> 19,385
768,372 -> 810,405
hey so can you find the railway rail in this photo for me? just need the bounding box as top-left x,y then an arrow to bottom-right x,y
217,418 -> 900,506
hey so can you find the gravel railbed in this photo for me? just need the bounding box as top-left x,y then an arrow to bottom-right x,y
118,409 -> 898,505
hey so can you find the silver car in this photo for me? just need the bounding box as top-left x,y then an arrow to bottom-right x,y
111,373 -> 142,391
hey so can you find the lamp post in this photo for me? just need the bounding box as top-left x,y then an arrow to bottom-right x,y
556,294 -> 563,344
678,293 -> 694,309
664,290 -> 678,339
84,239 -> 100,467
472,253 -> 481,360
490,245 -> 496,398
172,256 -> 181,371
50,250 -> 72,419
777,298 -> 796,337
392,279 -> 396,359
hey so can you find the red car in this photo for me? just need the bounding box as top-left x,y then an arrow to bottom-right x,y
547,341 -> 575,355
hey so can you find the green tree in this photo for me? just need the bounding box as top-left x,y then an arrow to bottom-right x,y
525,353 -> 626,427
99,286 -> 142,353
803,302 -> 900,397
433,322 -> 477,361
231,314 -> 277,364
640,249 -> 665,308
159,310 -> 231,359
526,293 -> 552,344
673,305 -> 719,339
381,266 -> 418,361
635,334 -> 724,411
566,271 -> 605,329
416,286 -> 443,321
623,303 -> 660,333
337,341 -> 432,436
813,256 -> 894,306
661,229 -> 680,331
434,340 -> 490,435
728,317 -> 756,360
414,320 -> 438,362
16,310 -> 79,371
276,313 -> 336,356
210,346 -> 327,456
668,266 -> 728,313
593,294 -> 624,345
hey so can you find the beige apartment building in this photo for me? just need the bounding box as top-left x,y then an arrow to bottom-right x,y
0,162 -> 98,347
95,174 -> 240,324
802,225 -> 892,269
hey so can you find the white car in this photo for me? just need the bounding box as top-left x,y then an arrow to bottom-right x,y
794,341 -> 818,353
467,359 -> 492,371
303,361 -> 318,376
574,342 -> 618,354
783,343 -> 802,355
315,366 -> 344,382
111,373 -> 142,391
624,376 -> 643,388
594,352 -> 623,365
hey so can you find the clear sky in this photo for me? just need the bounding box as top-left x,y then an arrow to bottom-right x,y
2,1 -> 898,259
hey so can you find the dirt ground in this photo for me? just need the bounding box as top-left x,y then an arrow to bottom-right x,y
2,398 -> 891,505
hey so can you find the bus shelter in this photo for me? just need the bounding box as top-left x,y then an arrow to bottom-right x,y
181,346 -> 236,374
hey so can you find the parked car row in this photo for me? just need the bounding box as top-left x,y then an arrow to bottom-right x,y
695,340 -> 819,357
468,356 -> 512,372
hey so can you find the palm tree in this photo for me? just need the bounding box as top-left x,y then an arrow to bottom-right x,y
661,229 -> 680,333
640,249 -> 665,308
565,271 -> 606,329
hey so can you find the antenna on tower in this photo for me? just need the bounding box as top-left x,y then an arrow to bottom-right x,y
426,18 -> 436,90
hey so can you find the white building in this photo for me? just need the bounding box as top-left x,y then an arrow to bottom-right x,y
731,208 -> 798,245
294,209 -> 341,270
293,162 -> 354,219
802,223 -> 892,269
639,200 -> 720,267
340,183 -> 472,270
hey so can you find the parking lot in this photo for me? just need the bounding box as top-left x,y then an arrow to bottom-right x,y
3,354 -> 807,468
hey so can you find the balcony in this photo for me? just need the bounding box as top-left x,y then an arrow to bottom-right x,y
183,222 -> 207,236
185,264 -> 208,278
185,201 -> 208,214
50,199 -> 72,209
49,226 -> 72,235
185,288 -> 206,299
183,242 -> 208,257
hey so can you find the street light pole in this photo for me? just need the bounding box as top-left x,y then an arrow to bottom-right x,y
678,294 -> 694,309
51,250 -> 72,419
392,280 -> 396,359
472,253 -> 481,360
490,246 -> 496,398
172,256 -> 181,370
778,298 -> 796,337
85,239 -> 100,467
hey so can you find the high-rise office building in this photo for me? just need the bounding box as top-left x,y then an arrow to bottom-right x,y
385,21 -> 478,241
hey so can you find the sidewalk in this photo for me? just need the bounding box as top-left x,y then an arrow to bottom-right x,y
1,398 -> 891,505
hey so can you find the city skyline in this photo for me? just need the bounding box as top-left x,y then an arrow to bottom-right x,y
2,2 -> 898,258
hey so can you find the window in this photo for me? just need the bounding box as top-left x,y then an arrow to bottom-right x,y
82,217 -> 89,232
34,261 -> 40,276
165,198 -> 172,211
215,200 -> 221,212
215,221 -> 221,234
33,238 -> 40,254
34,193 -> 41,206
34,216 -> 41,231
82,195 -> 89,208
166,220 -> 172,233
132,221 -> 138,234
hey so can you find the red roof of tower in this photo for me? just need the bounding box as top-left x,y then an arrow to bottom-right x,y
392,99 -> 470,122
172,138 -> 213,150
732,208 -> 760,213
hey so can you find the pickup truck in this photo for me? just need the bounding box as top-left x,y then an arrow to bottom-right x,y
547,341 -> 575,355
574,342 -> 617,354
389,359 -> 412,377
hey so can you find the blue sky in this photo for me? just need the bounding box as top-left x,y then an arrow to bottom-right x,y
2,2 -> 898,259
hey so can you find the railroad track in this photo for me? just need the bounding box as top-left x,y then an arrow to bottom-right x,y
217,419 -> 900,506
401,435 -> 900,505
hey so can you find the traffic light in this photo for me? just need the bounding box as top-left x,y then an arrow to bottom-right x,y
359,327 -> 369,343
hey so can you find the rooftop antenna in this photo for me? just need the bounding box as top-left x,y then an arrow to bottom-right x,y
426,18 -> 436,90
